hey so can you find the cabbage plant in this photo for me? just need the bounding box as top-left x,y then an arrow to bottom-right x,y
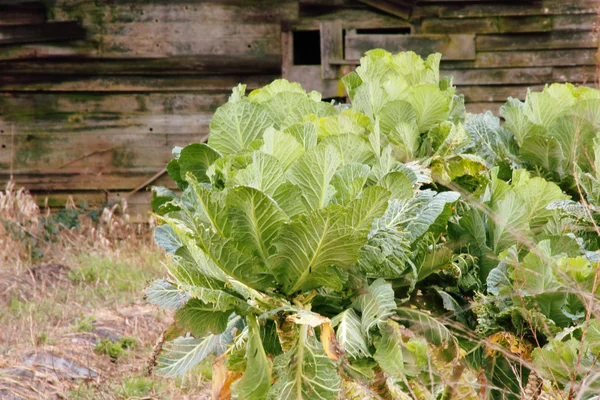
147,51 -> 486,399
147,51 -> 600,399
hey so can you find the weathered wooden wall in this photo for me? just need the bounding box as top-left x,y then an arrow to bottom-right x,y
1,0 -> 598,216
286,0 -> 599,115
0,0 -> 295,215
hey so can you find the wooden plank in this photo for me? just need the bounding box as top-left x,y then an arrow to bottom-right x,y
0,113 -> 213,136
552,66 -> 597,83
420,16 -> 555,34
0,74 -> 278,92
0,93 -> 229,115
497,15 -> 552,32
553,14 -> 599,31
456,49 -> 598,68
0,170 -> 177,191
0,43 -> 94,61
345,31 -> 476,60
94,22 -> 281,58
0,2 -> 46,25
320,20 -> 343,79
459,85 -> 545,103
0,21 -> 85,46
465,102 -> 504,116
0,54 -> 282,76
425,1 -> 600,18
476,31 -> 598,51
443,67 -> 553,85
56,1 -> 298,25
282,30 -> 293,78
359,0 -> 412,20
293,8 -> 413,30
32,192 -> 106,208
420,17 -> 499,34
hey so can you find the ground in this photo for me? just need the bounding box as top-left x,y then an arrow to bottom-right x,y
0,184 -> 211,399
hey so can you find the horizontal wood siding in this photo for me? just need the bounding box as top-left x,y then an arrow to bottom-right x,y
0,1 -> 289,217
2,0 -> 599,216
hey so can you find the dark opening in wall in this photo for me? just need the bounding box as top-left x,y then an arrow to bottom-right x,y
355,27 -> 412,35
293,30 -> 321,65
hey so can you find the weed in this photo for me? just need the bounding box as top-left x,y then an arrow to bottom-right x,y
116,376 -> 157,398
94,336 -> 137,361
35,331 -> 48,346
73,315 -> 95,332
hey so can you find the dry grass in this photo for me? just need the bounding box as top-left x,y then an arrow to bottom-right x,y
0,181 -> 211,400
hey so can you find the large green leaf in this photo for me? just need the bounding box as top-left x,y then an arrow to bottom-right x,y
227,186 -> 287,261
231,152 -> 285,197
231,315 -> 272,399
264,92 -> 336,129
395,308 -> 456,348
145,279 -> 189,310
175,299 -> 232,337
512,172 -> 567,229
199,230 -> 274,291
330,163 -> 371,205
208,86 -> 274,155
268,324 -> 341,400
374,190 -> 460,242
178,143 -> 222,183
489,190 -> 528,254
156,316 -> 243,377
270,206 -> 364,294
320,133 -> 375,166
260,127 -> 305,171
287,144 -> 342,212
407,84 -> 450,133
346,185 -> 391,234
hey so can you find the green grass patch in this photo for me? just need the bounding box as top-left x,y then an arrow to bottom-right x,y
94,336 -> 137,361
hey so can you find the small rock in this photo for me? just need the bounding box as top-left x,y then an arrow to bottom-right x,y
23,353 -> 98,380
0,368 -> 34,379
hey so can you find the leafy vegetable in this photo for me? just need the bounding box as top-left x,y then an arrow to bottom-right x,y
148,51 -> 600,399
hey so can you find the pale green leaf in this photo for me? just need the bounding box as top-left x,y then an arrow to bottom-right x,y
145,279 -> 189,310
260,127 -> 305,170
270,206 -> 364,294
346,185 -> 391,234
321,133 -> 375,166
231,315 -> 272,399
373,320 -> 405,378
157,316 -> 243,377
331,309 -> 371,358
227,186 -> 287,261
353,278 -> 396,338
175,299 -> 232,337
248,79 -> 306,103
268,325 -> 341,400
331,163 -> 371,205
208,98 -> 273,155
231,152 -> 285,197
489,190 -> 528,253
408,84 -> 450,133
287,145 -> 341,212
